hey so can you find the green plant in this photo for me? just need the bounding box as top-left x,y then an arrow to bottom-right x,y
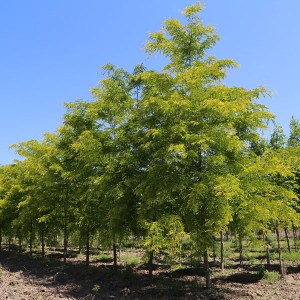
171,264 -> 185,271
92,284 -> 101,294
262,271 -> 281,282
270,250 -> 300,261
95,252 -> 112,263
121,253 -> 141,266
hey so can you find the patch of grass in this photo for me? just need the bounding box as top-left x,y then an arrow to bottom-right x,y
95,252 -> 113,263
262,271 -> 281,282
257,264 -> 281,283
269,251 -> 300,261
120,253 -> 142,266
171,264 -> 185,271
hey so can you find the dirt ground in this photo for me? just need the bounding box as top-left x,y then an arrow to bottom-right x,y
0,251 -> 299,300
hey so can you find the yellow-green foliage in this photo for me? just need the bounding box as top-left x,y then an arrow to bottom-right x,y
144,215 -> 189,256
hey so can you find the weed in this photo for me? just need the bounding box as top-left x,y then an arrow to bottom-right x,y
171,264 -> 185,271
95,252 -> 112,263
92,284 -> 101,294
121,253 -> 141,266
269,250 -> 300,261
262,271 -> 281,282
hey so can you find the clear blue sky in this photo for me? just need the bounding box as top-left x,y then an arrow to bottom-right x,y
1,1 -> 299,164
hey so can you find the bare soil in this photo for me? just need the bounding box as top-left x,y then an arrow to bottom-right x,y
0,251 -> 299,300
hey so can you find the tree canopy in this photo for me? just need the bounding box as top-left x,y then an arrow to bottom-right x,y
0,2 -> 299,288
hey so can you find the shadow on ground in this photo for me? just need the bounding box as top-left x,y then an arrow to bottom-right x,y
1,250 -> 298,299
0,250 -> 230,299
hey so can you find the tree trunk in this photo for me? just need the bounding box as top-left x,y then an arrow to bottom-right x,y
86,224 -> 90,269
79,238 -> 82,254
179,243 -> 182,265
284,227 -> 291,253
41,225 -> 45,258
148,250 -> 154,279
113,242 -> 117,267
0,228 -> 2,251
239,234 -> 243,265
220,231 -> 224,270
234,232 -> 237,247
212,237 -> 216,264
265,235 -> 271,267
18,232 -> 22,253
204,249 -> 211,288
29,220 -> 33,256
275,226 -> 285,276
63,207 -> 68,264
8,236 -> 11,252
292,223 -> 297,251
226,231 -> 229,241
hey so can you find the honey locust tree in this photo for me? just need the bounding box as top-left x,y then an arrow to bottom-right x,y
11,136 -> 67,257
55,64 -> 139,266
0,163 -> 24,251
126,2 -> 274,287
14,130 -> 80,263
287,117 -> 300,249
87,64 -> 141,266
55,100 -> 101,267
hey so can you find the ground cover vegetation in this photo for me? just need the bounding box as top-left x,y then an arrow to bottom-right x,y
1,2 -> 300,297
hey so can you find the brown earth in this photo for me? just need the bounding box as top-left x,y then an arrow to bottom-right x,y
0,251 -> 299,300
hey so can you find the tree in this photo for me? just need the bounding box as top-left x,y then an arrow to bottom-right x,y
125,2 -> 274,287
287,116 -> 300,250
270,124 -> 286,150
288,117 -> 300,147
143,215 -> 188,278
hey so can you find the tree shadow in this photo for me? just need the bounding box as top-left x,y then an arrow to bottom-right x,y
0,250 -> 275,299
223,272 -> 263,284
286,265 -> 300,275
0,250 -> 204,299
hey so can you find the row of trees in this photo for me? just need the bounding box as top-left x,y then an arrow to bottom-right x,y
1,3 -> 300,287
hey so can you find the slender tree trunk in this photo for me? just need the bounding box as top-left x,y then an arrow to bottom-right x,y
0,227 -> 2,251
63,207 -> 68,264
41,226 -> 45,258
8,236 -> 11,252
18,231 -> 22,253
220,231 -> 224,270
239,234 -> 243,265
79,237 -> 82,254
179,243 -> 182,265
284,227 -> 291,253
265,235 -> 271,267
29,220 -> 33,256
148,250 -> 154,279
204,249 -> 211,288
113,242 -> 117,267
212,237 -> 216,264
190,244 -> 193,265
86,224 -> 90,269
275,226 -> 285,276
292,223 -> 297,251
